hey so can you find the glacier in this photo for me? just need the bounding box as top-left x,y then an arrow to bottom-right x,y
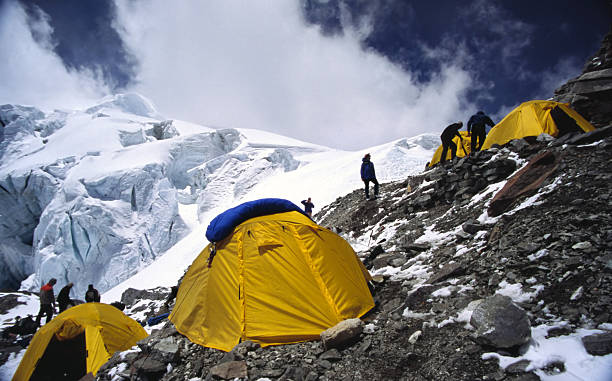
0,93 -> 437,299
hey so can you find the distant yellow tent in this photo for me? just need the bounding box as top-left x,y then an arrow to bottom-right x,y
428,131 -> 472,167
13,303 -> 147,381
482,100 -> 595,150
169,205 -> 374,352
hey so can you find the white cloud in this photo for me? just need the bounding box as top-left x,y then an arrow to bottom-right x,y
0,1 -> 108,110
113,0 -> 474,149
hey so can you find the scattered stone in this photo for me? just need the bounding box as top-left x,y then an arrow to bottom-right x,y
408,330 -> 422,344
132,357 -> 166,374
571,241 -> 593,250
319,348 -> 342,361
505,359 -> 531,374
425,263 -> 464,285
210,360 -> 248,379
462,219 -> 485,234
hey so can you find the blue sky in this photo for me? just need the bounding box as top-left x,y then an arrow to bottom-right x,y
0,0 -> 609,149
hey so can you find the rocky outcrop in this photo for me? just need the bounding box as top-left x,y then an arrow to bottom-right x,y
553,27 -> 612,128
488,150 -> 561,217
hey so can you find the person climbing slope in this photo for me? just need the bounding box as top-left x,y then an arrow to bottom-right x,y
440,122 -> 465,163
467,111 -> 495,153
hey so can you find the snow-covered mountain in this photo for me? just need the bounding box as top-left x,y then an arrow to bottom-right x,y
0,93 -> 437,299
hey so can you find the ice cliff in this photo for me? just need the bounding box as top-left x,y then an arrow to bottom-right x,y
0,94 -> 332,298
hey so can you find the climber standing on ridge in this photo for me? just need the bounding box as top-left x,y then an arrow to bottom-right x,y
35,278 -> 57,326
361,153 -> 379,200
85,284 -> 101,303
57,282 -> 75,313
440,121 -> 465,163
467,111 -> 495,153
301,197 -> 314,217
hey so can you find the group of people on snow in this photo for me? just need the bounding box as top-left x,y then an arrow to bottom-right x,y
35,278 -> 100,326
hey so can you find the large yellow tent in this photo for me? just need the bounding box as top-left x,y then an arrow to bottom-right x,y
481,100 -> 595,150
169,201 -> 374,352
428,131 -> 472,167
13,303 -> 147,381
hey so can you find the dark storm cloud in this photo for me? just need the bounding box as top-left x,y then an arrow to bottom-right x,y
18,0 -> 136,90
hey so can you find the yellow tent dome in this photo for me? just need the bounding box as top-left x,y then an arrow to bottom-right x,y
482,100 -> 595,150
13,303 -> 147,381
169,211 -> 374,352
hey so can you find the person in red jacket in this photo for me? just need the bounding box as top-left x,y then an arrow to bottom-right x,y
35,278 -> 57,326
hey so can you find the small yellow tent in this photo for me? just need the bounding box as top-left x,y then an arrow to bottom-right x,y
428,131 -> 472,167
13,303 -> 147,381
169,204 -> 374,352
482,100 -> 595,150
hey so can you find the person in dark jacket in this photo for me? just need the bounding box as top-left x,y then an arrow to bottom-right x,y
467,111 -> 495,153
56,282 -> 74,313
360,153 -> 379,200
35,278 -> 57,326
301,198 -> 314,217
440,122 -> 465,163
85,284 -> 100,303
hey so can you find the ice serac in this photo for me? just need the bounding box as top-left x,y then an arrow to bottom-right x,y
0,169 -> 61,289
0,95 -> 193,296
189,139 -> 300,219
0,94 -> 315,297
85,93 -> 162,119
32,163 -> 188,298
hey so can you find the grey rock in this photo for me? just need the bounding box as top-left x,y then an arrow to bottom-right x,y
280,366 -> 307,381
577,68 -> 612,81
582,332 -> 612,356
319,348 -> 342,361
133,357 -> 167,374
506,359 -> 531,373
470,294 -> 531,348
318,359 -> 332,369
572,241 -> 593,250
425,263 -> 464,285
151,336 -> 180,363
320,318 -> 364,349
462,219 -> 485,234
210,360 -> 247,379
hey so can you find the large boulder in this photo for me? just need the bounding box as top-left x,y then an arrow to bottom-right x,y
470,294 -> 531,348
320,318 -> 364,349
